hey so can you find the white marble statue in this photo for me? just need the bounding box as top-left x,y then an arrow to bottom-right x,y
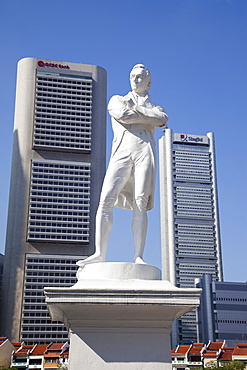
77,64 -> 168,267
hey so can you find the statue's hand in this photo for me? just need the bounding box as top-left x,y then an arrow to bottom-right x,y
123,96 -> 135,109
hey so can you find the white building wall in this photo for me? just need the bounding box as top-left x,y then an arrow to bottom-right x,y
159,129 -> 176,284
0,339 -> 15,368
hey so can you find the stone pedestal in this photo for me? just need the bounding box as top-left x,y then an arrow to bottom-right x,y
44,263 -> 201,369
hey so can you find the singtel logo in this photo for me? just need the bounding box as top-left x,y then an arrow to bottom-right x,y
180,134 -> 203,143
37,61 -> 70,69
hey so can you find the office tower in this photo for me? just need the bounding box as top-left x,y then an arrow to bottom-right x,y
196,274 -> 247,346
159,129 -> 223,346
0,58 -> 106,344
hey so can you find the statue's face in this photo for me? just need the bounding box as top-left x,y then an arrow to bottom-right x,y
130,67 -> 150,94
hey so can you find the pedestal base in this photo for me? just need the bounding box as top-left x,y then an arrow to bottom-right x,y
44,263 -> 201,369
69,326 -> 172,369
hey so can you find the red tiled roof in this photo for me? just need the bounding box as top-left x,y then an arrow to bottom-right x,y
204,351 -> 218,357
18,345 -> 33,351
12,343 -> 22,352
31,344 -> 48,355
219,351 -> 233,361
236,343 -> 247,347
207,342 -> 224,350
46,343 -> 63,351
176,345 -> 191,354
0,337 -> 7,344
14,345 -> 34,356
234,343 -> 247,350
189,345 -> 204,354
232,348 -> 247,356
44,353 -> 60,358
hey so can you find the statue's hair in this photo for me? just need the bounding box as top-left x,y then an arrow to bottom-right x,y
130,64 -> 152,87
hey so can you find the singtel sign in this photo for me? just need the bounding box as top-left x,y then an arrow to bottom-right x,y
173,133 -> 209,145
37,60 -> 70,69
180,134 -> 203,143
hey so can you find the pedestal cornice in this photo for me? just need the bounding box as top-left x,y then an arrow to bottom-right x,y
44,263 -> 201,329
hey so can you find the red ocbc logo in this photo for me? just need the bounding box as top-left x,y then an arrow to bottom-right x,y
37,60 -> 70,69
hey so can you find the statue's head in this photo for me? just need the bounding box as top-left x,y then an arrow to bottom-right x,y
130,64 -> 152,95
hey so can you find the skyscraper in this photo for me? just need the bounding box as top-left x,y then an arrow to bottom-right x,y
0,58 -> 107,343
159,129 -> 223,346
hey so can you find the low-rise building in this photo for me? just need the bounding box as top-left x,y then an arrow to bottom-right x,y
29,344 -> 47,370
44,342 -> 69,369
172,344 -> 191,369
172,343 -> 206,369
232,343 -> 247,366
188,343 -> 206,366
11,341 -> 69,369
202,342 -> 225,367
172,342 -> 247,368
12,344 -> 34,369
217,346 -> 235,367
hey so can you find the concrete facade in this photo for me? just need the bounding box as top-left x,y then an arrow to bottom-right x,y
0,58 -> 106,343
159,129 -> 223,347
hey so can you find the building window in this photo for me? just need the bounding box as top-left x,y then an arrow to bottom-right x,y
21,254 -> 80,344
33,72 -> 93,152
27,160 -> 91,242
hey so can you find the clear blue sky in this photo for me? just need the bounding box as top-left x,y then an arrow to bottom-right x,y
0,0 -> 246,282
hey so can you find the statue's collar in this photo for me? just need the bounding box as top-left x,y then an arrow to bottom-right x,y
129,91 -> 150,103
